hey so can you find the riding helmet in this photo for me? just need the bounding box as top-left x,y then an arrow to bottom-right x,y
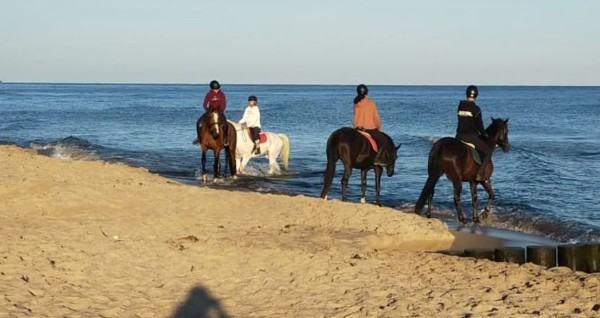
209,80 -> 221,90
465,85 -> 478,98
248,95 -> 258,102
356,84 -> 369,96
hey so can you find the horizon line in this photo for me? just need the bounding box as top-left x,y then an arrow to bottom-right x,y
2,81 -> 599,88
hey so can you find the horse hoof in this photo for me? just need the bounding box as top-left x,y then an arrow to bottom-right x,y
480,210 -> 490,221
232,175 -> 238,181
360,197 -> 366,204
201,175 -> 208,183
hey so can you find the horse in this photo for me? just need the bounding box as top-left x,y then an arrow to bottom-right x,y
196,107 -> 237,183
320,127 -> 401,205
229,121 -> 290,175
414,117 -> 510,224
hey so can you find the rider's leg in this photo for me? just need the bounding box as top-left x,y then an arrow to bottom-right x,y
474,138 -> 492,181
252,127 -> 261,154
368,129 -> 388,166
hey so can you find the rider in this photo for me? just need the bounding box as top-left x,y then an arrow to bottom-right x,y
199,80 -> 229,145
239,95 -> 262,154
455,85 -> 491,181
353,84 -> 388,166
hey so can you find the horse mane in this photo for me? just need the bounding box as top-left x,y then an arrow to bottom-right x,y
485,117 -> 508,138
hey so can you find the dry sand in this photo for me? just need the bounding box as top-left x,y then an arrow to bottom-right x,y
0,145 -> 598,317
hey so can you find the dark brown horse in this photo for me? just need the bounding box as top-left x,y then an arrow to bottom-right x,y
196,107 -> 237,183
414,118 -> 510,224
320,127 -> 400,205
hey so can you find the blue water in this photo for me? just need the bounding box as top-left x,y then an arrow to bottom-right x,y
1,83 -> 599,243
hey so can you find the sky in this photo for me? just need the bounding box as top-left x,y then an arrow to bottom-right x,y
1,0 -> 599,85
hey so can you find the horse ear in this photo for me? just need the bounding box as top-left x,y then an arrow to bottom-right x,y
395,144 -> 401,150
504,118 -> 509,123
490,116 -> 495,122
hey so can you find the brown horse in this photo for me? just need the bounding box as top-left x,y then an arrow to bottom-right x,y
414,118 -> 510,224
196,107 -> 237,183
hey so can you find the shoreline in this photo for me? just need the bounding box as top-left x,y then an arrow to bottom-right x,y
1,145 -> 598,317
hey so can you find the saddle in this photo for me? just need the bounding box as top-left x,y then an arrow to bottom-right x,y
460,140 -> 482,165
357,130 -> 378,152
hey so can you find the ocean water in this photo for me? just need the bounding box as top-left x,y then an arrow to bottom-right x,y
1,83 -> 599,243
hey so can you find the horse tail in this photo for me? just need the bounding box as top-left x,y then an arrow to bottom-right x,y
320,133 -> 339,199
278,133 -> 290,170
414,142 -> 444,215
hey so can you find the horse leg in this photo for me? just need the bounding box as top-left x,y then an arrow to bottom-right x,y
236,156 -> 242,174
360,169 -> 367,204
341,164 -> 352,202
426,189 -> 434,218
213,149 -> 221,182
452,180 -> 466,224
239,156 -> 251,175
480,179 -> 495,221
374,166 -> 383,206
201,149 -> 208,183
320,152 -> 338,200
469,181 -> 480,223
224,148 -> 237,179
268,153 -> 281,175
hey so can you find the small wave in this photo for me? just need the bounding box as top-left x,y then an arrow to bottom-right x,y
30,136 -> 101,161
422,136 -> 441,143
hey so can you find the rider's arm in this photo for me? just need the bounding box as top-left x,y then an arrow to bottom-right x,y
474,107 -> 486,136
220,91 -> 227,112
202,92 -> 211,111
239,107 -> 249,124
373,103 -> 382,131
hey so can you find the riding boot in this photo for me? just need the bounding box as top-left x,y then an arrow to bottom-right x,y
374,147 -> 387,166
253,140 -> 261,154
475,154 -> 490,181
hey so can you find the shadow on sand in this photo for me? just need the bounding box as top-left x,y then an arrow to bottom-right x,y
171,285 -> 229,318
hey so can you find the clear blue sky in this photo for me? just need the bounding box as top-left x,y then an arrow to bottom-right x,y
1,0 -> 599,85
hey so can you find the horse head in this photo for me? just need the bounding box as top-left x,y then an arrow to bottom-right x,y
382,134 -> 401,177
203,106 -> 222,140
487,117 -> 510,153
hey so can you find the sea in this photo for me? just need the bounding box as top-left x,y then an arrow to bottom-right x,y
1,83 -> 599,243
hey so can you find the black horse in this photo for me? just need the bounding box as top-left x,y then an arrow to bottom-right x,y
196,107 -> 237,183
320,127 -> 401,205
414,118 -> 510,223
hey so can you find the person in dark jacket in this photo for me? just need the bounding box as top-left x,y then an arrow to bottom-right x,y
455,85 -> 491,181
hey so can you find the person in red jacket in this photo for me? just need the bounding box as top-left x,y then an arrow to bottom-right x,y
197,80 -> 229,145
203,80 -> 227,112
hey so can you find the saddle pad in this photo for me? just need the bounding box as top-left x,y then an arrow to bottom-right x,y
460,141 -> 482,165
357,130 -> 378,152
460,140 -> 475,149
259,133 -> 267,143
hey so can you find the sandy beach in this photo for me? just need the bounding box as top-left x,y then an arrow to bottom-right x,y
1,145 -> 598,317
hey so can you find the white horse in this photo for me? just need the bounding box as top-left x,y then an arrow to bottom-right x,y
229,121 -> 290,175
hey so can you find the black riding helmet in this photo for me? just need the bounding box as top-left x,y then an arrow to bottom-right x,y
209,80 -> 221,90
356,84 -> 368,96
248,95 -> 257,102
466,85 -> 478,99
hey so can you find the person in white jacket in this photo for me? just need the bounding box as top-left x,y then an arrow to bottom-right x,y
239,95 -> 262,154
